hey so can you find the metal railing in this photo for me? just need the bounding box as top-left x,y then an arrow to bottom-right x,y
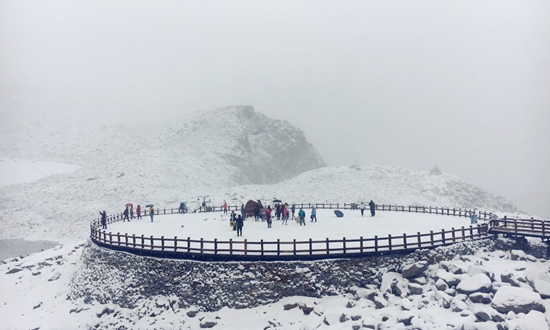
90,204 -> 493,261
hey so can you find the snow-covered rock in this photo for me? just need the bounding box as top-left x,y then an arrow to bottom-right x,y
456,274 -> 492,295
491,286 -> 545,314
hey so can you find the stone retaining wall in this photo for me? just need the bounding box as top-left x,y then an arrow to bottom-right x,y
69,237 -> 546,313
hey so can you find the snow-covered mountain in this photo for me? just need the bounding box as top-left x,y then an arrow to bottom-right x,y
214,165 -> 517,213
0,106 -> 517,243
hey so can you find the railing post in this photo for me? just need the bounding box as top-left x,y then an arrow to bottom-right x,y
117,232 -> 120,245
187,237 -> 190,253
388,235 -> 392,251
430,231 -> 434,246
174,236 -> 177,251
141,234 -> 144,249
200,238 -> 204,254
360,236 -> 363,253
125,233 -> 128,247
261,239 -> 264,256
461,227 -> 465,240
343,237 -> 346,254
452,228 -> 456,242
375,235 -> 378,252
214,238 -> 218,255
469,226 -> 473,238
403,233 -> 407,249
417,232 -> 421,248
442,229 -> 445,244
244,239 -> 248,255
150,236 -> 154,250
132,234 -> 136,248
309,238 -> 312,255
326,237 -> 330,255
229,238 -> 233,255
293,239 -> 296,255
277,239 -> 280,256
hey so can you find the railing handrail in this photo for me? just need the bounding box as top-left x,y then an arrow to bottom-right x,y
89,203 -> 517,261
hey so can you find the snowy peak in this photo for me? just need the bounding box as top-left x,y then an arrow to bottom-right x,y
157,105 -> 326,184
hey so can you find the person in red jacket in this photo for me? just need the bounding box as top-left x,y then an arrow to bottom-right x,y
223,201 -> 228,214
136,205 -> 142,220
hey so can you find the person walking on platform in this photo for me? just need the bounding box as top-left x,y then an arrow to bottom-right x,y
369,200 -> 376,217
298,208 -> 306,226
136,205 -> 142,219
123,207 -> 130,222
360,202 -> 366,217
149,206 -> 155,222
310,205 -> 317,222
236,214 -> 244,237
266,205 -> 273,228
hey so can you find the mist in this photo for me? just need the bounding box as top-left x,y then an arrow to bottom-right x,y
1,1 -> 549,217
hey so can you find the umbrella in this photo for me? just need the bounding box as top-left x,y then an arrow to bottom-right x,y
145,204 -> 154,208
125,203 -> 133,207
272,199 -> 282,203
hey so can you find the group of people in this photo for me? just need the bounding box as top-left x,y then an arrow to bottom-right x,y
228,201 -> 320,236
98,204 -> 156,230
359,200 -> 376,217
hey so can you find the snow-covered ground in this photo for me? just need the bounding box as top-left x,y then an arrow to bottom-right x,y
106,209 -> 475,245
0,158 -> 80,188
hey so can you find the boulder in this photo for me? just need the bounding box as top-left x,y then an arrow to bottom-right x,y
401,261 -> 428,279
469,292 -> 492,304
500,273 -> 521,287
435,279 -> 449,291
408,283 -> 423,295
468,265 -> 492,279
505,310 -> 547,330
533,279 -> 550,299
457,274 -> 492,295
461,322 -> 499,330
491,286 -> 545,314
435,269 -> 465,287
510,250 -> 527,261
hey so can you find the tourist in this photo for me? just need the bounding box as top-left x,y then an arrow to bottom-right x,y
223,201 -> 228,214
360,202 -> 366,217
240,203 -> 245,219
130,206 -> 135,219
310,205 -> 317,222
236,214 -> 244,237
291,204 -> 296,219
99,210 -> 107,229
369,200 -> 376,217
123,207 -> 130,222
266,205 -> 272,228
136,205 -> 142,220
149,206 -> 155,222
254,203 -> 260,221
298,208 -> 306,226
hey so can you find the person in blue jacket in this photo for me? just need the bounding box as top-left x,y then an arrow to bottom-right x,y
310,206 -> 317,222
298,208 -> 306,226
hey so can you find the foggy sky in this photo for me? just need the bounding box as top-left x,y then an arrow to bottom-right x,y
1,1 -> 549,217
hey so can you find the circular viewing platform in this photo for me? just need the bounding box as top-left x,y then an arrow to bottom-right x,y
91,205 -> 491,261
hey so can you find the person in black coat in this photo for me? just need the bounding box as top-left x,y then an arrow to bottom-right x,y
99,210 -> 107,229
123,207 -> 130,222
369,200 -> 376,217
235,214 -> 244,237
